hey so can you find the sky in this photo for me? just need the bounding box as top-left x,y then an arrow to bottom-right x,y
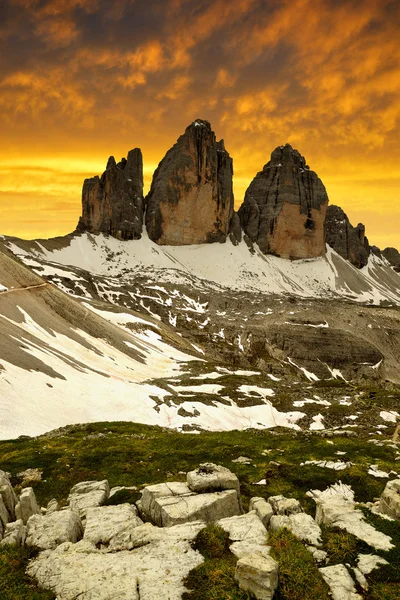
0,0 -> 399,250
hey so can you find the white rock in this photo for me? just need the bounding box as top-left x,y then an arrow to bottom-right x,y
108,520 -> 205,552
268,495 -> 302,515
269,513 -> 322,547
230,541 -> 270,560
357,553 -> 388,575
308,546 -> 327,563
109,486 -> 137,498
28,538 -> 203,600
309,483 -> 394,551
47,498 -> 60,514
68,480 -> 110,518
235,552 -> 279,600
0,495 -> 9,537
15,487 -> 40,525
84,504 -> 143,548
187,463 -> 240,495
249,498 -> 273,527
0,469 -> 17,520
26,509 -> 83,550
218,511 -> 268,545
378,478 -> 400,519
141,482 -> 240,526
0,519 -> 26,546
319,564 -> 362,600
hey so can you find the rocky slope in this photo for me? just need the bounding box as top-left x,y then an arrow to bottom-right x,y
77,148 -> 144,240
145,120 -> 234,245
238,144 -> 328,259
324,205 -> 370,269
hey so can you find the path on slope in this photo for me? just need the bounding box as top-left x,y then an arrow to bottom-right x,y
0,283 -> 49,296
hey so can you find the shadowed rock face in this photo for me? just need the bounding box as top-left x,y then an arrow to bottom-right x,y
382,247 -> 400,272
238,144 -> 328,259
324,205 -> 370,269
77,149 -> 144,240
145,120 -> 234,245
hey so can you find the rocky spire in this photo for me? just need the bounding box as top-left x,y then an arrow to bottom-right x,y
238,144 -> 328,259
324,205 -> 370,268
145,119 -> 235,245
77,148 -> 144,240
382,247 -> 400,272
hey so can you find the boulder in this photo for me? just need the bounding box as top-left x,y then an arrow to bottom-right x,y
140,481 -> 240,527
269,513 -> 322,547
319,564 -> 362,600
238,143 -> 328,259
0,469 -> 17,520
0,519 -> 26,546
235,553 -> 279,600
108,520 -> 205,553
187,463 -> 240,495
378,478 -> 400,519
0,495 -> 9,537
46,498 -> 60,514
84,504 -> 143,548
28,538 -> 204,600
268,495 -> 302,516
145,120 -> 234,245
15,487 -> 40,525
218,512 -> 268,545
324,205 -> 370,268
77,148 -> 144,240
249,498 -> 273,527
68,480 -> 110,518
26,509 -> 83,550
309,483 -> 393,551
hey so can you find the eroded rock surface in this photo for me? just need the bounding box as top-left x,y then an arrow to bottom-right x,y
77,149 -> 144,240
235,552 -> 279,600
378,478 -> 400,519
68,480 -> 110,518
26,509 -> 83,550
145,119 -> 234,245
324,205 -> 370,268
238,144 -> 328,259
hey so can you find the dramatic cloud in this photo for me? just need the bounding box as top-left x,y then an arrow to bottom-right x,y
0,0 -> 399,248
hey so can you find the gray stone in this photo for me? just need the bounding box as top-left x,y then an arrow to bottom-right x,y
218,511 -> 268,545
84,504 -> 143,548
378,478 -> 400,519
46,498 -> 60,514
249,497 -> 273,527
235,553 -> 279,600
26,509 -> 83,550
0,519 -> 26,546
268,494 -> 302,516
187,463 -> 240,495
68,480 -> 110,518
0,469 -> 17,521
15,487 -> 40,525
108,520 -> 206,553
269,513 -> 322,546
319,564 -> 362,600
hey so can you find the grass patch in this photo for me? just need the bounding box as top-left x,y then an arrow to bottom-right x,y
0,546 -> 54,600
269,528 -> 330,600
321,526 -> 361,565
183,525 -> 250,599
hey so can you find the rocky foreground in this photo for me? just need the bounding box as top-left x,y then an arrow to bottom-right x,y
1,461 -> 399,599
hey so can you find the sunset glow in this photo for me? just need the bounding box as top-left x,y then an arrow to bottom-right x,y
0,0 -> 399,249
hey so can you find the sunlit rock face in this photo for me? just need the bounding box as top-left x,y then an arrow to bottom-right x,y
324,205 -> 370,269
77,149 -> 144,240
238,144 -> 328,259
145,119 -> 234,245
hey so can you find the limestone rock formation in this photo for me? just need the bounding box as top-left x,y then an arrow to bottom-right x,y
382,247 -> 400,272
77,148 -> 144,240
145,119 -> 234,245
324,205 -> 370,268
238,144 -> 328,259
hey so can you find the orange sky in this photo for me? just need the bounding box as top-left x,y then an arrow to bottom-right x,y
0,0 -> 399,249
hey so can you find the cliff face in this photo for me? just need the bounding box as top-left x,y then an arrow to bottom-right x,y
77,149 -> 144,240
145,120 -> 234,245
324,205 -> 370,269
238,144 -> 328,259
